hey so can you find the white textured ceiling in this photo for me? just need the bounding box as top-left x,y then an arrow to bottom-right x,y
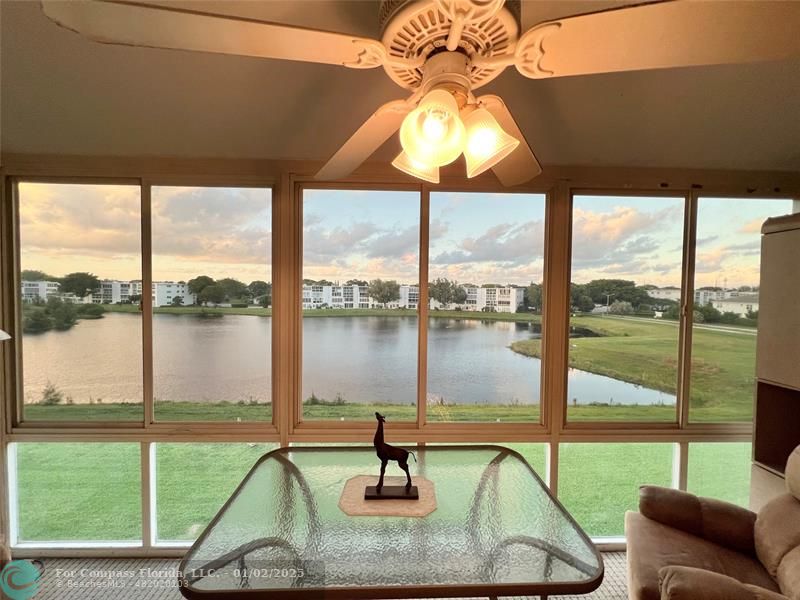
2,0 -> 800,171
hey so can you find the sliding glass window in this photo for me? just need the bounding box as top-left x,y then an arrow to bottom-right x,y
688,197 -> 793,422
151,186 -> 273,422
301,188 -> 420,421
18,182 -> 143,422
567,195 -> 685,422
426,192 -> 545,423
12,442 -> 142,543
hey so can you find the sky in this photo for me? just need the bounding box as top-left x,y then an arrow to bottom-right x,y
19,183 -> 271,283
18,183 -> 793,289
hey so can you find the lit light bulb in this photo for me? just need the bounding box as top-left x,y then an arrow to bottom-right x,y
421,113 -> 447,142
399,89 -> 466,168
461,106 -> 519,178
392,151 -> 440,184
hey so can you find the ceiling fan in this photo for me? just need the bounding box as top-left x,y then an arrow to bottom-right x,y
41,0 -> 800,185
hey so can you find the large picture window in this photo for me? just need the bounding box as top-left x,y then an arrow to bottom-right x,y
301,188 -> 421,421
567,195 -> 686,422
426,192 -> 545,422
5,176 -> 773,552
152,186 -> 272,422
18,182 -> 143,422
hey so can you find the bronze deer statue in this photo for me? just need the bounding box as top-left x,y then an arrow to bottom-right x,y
373,412 -> 416,491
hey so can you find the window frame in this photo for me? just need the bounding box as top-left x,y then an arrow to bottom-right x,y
2,159 -> 794,555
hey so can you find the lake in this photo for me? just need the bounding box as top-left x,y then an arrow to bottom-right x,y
22,312 -> 676,408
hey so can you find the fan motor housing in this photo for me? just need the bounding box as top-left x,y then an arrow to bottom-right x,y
379,0 -> 521,90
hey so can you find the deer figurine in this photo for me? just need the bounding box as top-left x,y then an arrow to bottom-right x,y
373,412 -> 416,492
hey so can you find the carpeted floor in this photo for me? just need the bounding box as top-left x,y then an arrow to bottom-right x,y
32,552 -> 627,599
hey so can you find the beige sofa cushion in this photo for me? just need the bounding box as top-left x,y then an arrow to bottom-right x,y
755,493 -> 800,573
787,445 -> 800,501
777,546 -> 800,600
626,511 -> 779,600
659,566 -> 788,600
639,486 -> 756,554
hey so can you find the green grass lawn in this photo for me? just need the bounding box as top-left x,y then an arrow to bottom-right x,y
511,315 -> 756,422
14,441 -> 751,541
25,400 -> 686,423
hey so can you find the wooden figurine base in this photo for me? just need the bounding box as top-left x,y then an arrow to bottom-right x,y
364,485 -> 419,500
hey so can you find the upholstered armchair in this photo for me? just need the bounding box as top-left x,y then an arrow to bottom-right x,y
625,445 -> 800,600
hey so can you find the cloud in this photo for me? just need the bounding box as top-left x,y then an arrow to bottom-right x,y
571,205 -> 678,262
431,219 -> 545,266
365,225 -> 419,258
697,235 -> 719,246
738,218 -> 764,234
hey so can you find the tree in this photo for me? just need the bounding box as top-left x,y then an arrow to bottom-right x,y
170,296 -> 184,307
368,279 -> 400,308
46,297 -> 77,329
524,283 -> 543,311
59,272 -> 99,297
746,309 -> 759,321
608,300 -> 634,315
23,309 -> 53,333
582,279 -> 651,309
217,278 -> 248,301
248,280 -> 270,297
199,284 -> 225,306
429,278 -> 466,308
21,269 -> 55,281
345,279 -> 368,286
695,303 -> 722,323
574,294 -> 595,313
188,276 -> 215,301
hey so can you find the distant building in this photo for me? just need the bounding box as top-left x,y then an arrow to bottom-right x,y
20,280 -> 60,302
152,281 -> 195,307
647,287 -> 681,302
301,282 -> 523,313
711,294 -> 759,318
92,280 -> 135,304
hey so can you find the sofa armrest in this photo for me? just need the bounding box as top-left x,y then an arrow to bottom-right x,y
659,566 -> 787,600
639,486 -> 757,555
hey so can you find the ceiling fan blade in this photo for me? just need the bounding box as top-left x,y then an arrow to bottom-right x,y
478,95 -> 542,187
315,99 -> 414,181
41,0 -> 388,68
513,1 -> 800,79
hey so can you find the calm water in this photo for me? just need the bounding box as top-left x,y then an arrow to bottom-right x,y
22,312 -> 675,407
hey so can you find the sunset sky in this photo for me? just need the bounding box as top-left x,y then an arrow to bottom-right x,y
18,183 -> 792,289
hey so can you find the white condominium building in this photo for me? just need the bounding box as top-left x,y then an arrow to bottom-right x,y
20,280 -> 60,302
302,283 -> 523,313
152,281 -> 196,307
710,294 -> 759,318
647,287 -> 682,302
92,280 -> 136,304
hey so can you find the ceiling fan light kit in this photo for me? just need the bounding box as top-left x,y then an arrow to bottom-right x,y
40,0 -> 800,186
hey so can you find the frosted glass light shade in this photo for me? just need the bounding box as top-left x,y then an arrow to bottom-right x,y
399,89 -> 466,168
0,329 -> 10,341
462,107 -> 520,178
392,151 -> 440,184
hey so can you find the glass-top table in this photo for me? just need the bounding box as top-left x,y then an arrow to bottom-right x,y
179,446 -> 603,599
